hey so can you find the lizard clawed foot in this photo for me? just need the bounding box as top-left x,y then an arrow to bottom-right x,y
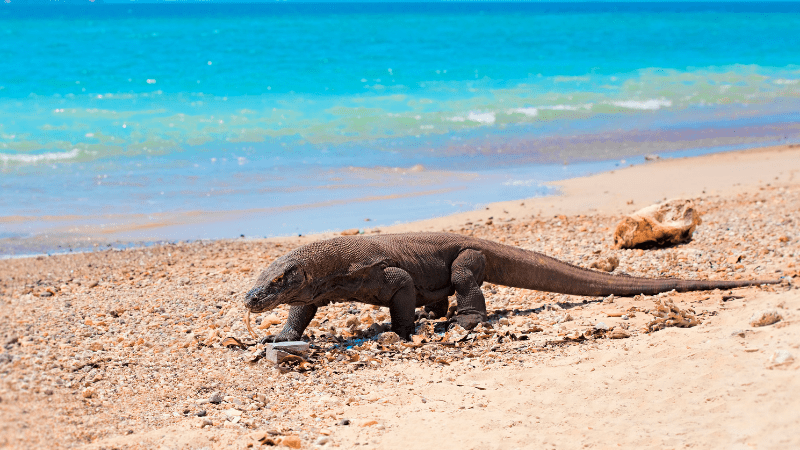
391,325 -> 415,341
259,331 -> 302,344
414,310 -> 434,321
450,313 -> 485,330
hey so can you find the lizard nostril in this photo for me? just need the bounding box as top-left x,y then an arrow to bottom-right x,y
245,288 -> 262,305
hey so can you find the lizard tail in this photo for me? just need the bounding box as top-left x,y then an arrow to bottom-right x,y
480,243 -> 780,297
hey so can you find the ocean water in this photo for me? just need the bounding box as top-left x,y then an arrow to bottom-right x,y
2,2 -> 800,254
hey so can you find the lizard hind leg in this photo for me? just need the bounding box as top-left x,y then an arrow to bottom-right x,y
450,249 -> 488,330
381,267 -> 417,340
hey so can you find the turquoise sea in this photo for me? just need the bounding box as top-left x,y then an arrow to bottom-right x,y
2,2 -> 800,254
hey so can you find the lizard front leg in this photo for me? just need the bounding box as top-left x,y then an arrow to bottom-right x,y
450,249 -> 487,330
381,267 -> 417,340
263,304 -> 318,343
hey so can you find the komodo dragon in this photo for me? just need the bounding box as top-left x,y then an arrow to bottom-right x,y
244,232 -> 779,341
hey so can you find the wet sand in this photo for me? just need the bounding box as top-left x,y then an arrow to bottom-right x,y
0,144 -> 798,449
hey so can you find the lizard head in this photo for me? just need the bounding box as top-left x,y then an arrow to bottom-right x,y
244,257 -> 308,313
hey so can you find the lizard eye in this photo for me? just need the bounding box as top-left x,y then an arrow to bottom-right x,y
272,274 -> 284,284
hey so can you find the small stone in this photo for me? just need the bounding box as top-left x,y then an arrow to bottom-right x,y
224,408 -> 243,418
195,410 -> 207,417
340,229 -> 359,236
258,314 -> 282,330
345,316 -> 360,328
258,436 -> 278,446
337,419 -> 351,426
365,322 -> 386,337
81,388 -> 95,399
770,350 -> 794,366
377,332 -> 401,345
360,314 -> 374,326
590,256 -> 620,273
209,392 -> 224,404
281,435 -> 302,448
750,309 -> 782,327
361,420 -> 378,427
200,418 -> 213,428
595,322 -> 609,331
224,396 -> 243,405
89,341 -> 104,352
315,436 -> 330,445
608,328 -> 631,339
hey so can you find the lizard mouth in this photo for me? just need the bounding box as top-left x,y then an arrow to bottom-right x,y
244,287 -> 270,313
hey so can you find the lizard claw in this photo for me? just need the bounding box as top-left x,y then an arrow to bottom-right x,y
259,331 -> 301,344
450,313 -> 484,330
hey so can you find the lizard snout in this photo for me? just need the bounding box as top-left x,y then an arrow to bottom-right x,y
244,286 -> 266,311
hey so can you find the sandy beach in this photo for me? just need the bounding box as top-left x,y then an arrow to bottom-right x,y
1,144 -> 799,449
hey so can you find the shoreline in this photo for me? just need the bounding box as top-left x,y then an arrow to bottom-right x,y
4,142 -> 800,259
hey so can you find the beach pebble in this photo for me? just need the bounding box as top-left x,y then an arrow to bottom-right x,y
281,435 -> 302,448
224,395 -> 243,405
595,322 -> 609,331
316,436 -> 330,445
224,408 -> 242,418
590,256 -> 619,272
377,332 -> 401,345
209,392 -> 224,404
613,198 -> 701,249
258,314 -> 282,329
750,309 -> 783,327
608,328 -> 631,339
769,350 -> 794,366
337,419 -> 351,426
81,388 -> 95,399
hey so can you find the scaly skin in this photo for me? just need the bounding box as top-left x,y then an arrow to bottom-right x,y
244,232 -> 779,341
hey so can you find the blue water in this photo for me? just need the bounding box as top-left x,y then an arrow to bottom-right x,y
2,2 -> 800,253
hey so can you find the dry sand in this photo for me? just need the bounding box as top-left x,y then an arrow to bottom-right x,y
1,145 -> 799,449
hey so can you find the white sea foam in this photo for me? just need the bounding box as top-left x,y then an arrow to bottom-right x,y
610,98 -> 672,110
504,179 -> 540,187
0,148 -> 81,164
467,112 -> 496,124
540,104 -> 593,111
510,107 -> 539,117
553,76 -> 590,83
